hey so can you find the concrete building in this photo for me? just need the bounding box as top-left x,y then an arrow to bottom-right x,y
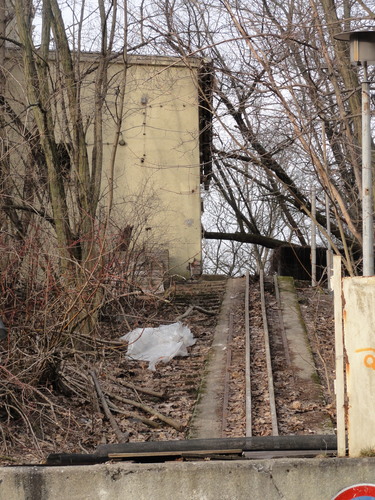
93,55 -> 212,277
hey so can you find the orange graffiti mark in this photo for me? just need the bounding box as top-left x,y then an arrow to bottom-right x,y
355,348 -> 375,370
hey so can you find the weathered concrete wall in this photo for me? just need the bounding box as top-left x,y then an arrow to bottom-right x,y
2,458 -> 375,500
343,276 -> 375,457
92,56 -> 203,277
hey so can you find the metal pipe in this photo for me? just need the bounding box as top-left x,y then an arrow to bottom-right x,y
333,256 -> 346,456
362,63 -> 374,276
311,186 -> 317,286
326,196 -> 333,289
322,123 -> 333,289
95,434 -> 338,457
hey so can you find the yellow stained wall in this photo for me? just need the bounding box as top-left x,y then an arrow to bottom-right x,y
88,57 -> 203,277
342,276 -> 375,457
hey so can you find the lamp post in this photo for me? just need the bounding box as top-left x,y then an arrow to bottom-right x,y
335,31 -> 375,276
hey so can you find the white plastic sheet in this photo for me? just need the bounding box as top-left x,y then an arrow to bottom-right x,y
121,322 -> 196,371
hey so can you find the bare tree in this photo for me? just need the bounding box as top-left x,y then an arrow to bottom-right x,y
0,0 -> 130,334
143,0 -> 374,274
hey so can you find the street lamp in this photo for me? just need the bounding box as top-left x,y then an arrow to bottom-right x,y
335,30 -> 375,276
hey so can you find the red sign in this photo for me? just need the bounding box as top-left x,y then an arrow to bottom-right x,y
332,484 -> 375,500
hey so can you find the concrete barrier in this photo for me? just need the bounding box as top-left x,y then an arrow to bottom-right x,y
343,276 -> 375,457
2,457 -> 375,500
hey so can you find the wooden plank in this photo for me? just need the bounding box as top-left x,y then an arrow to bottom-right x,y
243,449 -> 336,459
245,272 -> 252,436
108,449 -> 243,458
333,255 -> 346,457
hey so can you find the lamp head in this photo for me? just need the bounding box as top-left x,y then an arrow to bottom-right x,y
335,30 -> 375,65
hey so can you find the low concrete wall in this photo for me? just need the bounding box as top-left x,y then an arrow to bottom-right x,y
2,458 -> 375,500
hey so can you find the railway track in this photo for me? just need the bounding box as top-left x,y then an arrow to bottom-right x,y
186,272 -> 334,452
224,271 -> 334,440
245,270 -> 278,437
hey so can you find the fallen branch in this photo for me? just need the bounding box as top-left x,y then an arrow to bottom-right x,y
194,305 -> 217,316
108,392 -> 184,431
90,370 -> 129,443
176,304 -> 216,321
106,402 -> 159,428
176,305 -> 194,321
106,374 -> 166,399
